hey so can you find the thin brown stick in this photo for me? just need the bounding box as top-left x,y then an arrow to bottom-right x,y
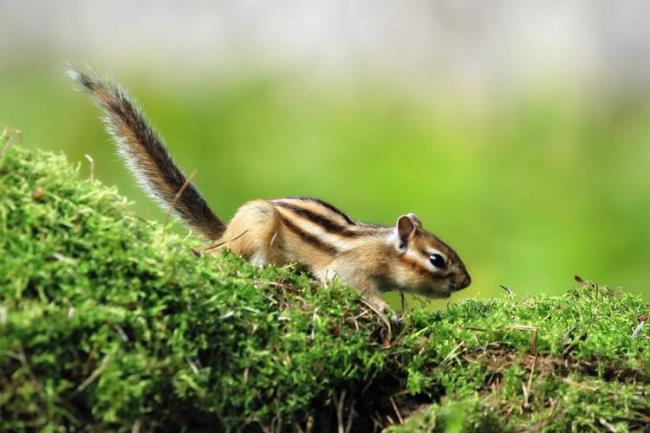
507,324 -> 537,332
359,298 -> 392,342
84,154 -> 95,181
521,382 -> 529,412
598,418 -> 618,433
500,284 -> 514,299
269,231 -> 278,248
524,351 -> 538,408
530,328 -> 538,356
202,229 -> 249,253
441,341 -> 465,365
0,136 -> 11,157
0,127 -> 21,157
527,353 -> 538,390
389,396 -> 404,424
344,399 -> 355,433
162,169 -> 196,229
77,353 -> 112,391
333,390 -> 347,433
562,377 -> 598,391
305,416 -> 314,433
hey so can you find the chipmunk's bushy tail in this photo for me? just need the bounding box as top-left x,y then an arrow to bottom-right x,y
68,68 -> 225,240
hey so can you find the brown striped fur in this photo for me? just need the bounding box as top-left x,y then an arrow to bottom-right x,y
71,69 -> 471,313
214,198 -> 470,312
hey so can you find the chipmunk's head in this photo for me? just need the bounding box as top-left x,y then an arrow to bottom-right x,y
391,213 -> 471,298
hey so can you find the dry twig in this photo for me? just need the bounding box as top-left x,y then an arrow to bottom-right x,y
203,230 -> 249,253
162,169 -> 196,229
358,298 -> 392,343
77,353 -> 112,392
500,284 -> 514,299
84,154 -> 95,181
389,396 -> 404,424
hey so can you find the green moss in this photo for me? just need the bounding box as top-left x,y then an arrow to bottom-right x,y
0,145 -> 389,431
1,143 -> 648,432
387,399 -> 503,433
390,287 -> 649,432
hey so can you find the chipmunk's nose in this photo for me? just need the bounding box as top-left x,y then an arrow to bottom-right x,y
454,272 -> 471,291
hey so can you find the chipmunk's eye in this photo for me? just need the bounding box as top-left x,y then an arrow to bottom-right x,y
429,253 -> 446,268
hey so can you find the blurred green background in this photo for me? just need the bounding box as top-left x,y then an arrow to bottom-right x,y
1,2 -> 649,304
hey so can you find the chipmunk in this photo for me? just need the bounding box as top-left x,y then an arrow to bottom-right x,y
69,69 -> 471,314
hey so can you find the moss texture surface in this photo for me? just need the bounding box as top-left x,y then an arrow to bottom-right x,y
1,142 -> 648,432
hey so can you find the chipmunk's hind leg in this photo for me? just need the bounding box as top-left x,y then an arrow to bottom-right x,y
218,200 -> 284,266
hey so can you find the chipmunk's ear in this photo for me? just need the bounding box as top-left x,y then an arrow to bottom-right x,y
395,213 -> 420,251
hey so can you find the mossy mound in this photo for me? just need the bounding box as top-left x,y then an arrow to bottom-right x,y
0,143 -> 648,432
388,289 -> 649,433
